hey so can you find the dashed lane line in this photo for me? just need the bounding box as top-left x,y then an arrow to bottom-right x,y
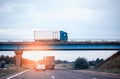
51,76 -> 55,79
47,72 -> 50,75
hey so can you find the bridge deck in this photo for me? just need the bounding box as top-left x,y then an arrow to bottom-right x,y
0,41 -> 120,51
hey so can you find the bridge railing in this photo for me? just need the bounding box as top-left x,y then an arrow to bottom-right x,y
0,39 -> 34,42
68,39 -> 120,42
0,39 -> 120,43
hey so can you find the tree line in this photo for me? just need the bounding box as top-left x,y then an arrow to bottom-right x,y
0,55 -> 104,69
56,57 -> 104,69
0,55 -> 15,64
0,55 -> 15,68
0,55 -> 36,68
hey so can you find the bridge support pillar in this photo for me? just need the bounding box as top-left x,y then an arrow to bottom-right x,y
15,50 -> 23,68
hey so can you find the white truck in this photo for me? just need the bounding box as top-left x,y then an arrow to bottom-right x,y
34,30 -> 68,42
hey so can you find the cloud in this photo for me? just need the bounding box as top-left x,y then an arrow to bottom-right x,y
0,0 -> 120,40
0,0 -> 117,22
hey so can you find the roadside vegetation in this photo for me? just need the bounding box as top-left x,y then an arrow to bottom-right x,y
73,57 -> 120,74
0,66 -> 27,77
88,69 -> 120,74
55,57 -> 104,70
0,68 -> 17,77
74,57 -> 89,69
0,55 -> 35,77
74,57 -> 104,69
55,57 -> 120,74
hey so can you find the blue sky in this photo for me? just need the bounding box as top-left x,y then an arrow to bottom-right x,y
0,0 -> 120,61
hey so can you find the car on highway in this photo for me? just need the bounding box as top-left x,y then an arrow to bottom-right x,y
35,64 -> 46,71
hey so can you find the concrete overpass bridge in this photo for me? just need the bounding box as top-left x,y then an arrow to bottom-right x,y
0,41 -> 120,67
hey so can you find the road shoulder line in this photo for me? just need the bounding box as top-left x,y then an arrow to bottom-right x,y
6,69 -> 29,79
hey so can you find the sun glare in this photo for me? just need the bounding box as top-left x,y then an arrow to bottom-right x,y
23,51 -> 56,61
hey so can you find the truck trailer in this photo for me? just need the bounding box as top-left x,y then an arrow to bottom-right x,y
45,56 -> 55,69
34,30 -> 68,42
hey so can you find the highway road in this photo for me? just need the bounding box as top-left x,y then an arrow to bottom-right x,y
5,69 -> 120,79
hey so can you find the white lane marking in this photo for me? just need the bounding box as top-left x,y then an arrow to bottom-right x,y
47,72 -> 49,75
51,76 -> 55,79
93,78 -> 97,79
6,69 -> 29,79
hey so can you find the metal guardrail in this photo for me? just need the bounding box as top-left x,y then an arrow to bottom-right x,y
0,40 -> 34,42
68,39 -> 120,42
0,39 -> 120,43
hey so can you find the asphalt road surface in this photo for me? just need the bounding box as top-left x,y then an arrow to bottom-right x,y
5,69 -> 120,79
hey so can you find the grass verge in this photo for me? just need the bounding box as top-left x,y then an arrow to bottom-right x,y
88,69 -> 120,74
0,68 -> 26,77
0,69 -> 17,77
